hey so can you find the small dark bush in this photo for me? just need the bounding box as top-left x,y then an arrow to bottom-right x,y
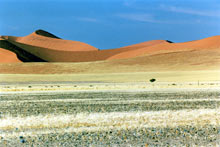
150,79 -> 156,83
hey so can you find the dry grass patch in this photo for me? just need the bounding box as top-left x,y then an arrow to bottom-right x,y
1,108 -> 220,133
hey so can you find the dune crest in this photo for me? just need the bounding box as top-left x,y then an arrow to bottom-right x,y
6,30 -> 98,52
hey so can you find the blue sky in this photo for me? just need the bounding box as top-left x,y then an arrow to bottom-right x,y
0,0 -> 220,49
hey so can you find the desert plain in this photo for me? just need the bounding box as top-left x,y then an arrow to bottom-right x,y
0,30 -> 220,146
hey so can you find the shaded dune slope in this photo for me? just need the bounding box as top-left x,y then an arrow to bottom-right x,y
0,39 -> 46,62
0,30 -> 220,64
35,29 -> 60,39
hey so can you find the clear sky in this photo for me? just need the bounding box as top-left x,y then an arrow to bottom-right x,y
0,0 -> 220,49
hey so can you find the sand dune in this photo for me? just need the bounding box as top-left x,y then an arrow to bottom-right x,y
0,38 -> 46,62
108,36 -> 220,60
1,30 -> 98,52
0,30 -> 168,62
0,48 -> 21,63
0,30 -> 219,67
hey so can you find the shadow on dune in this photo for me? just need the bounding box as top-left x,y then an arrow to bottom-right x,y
35,29 -> 60,39
166,40 -> 173,43
0,40 -> 46,62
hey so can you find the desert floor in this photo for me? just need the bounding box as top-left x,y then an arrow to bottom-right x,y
0,79 -> 220,146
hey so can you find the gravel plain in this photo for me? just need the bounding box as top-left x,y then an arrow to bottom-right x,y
0,88 -> 220,146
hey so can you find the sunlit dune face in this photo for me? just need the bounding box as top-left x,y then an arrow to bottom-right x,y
0,48 -> 21,63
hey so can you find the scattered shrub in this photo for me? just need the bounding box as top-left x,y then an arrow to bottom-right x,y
150,79 -> 156,83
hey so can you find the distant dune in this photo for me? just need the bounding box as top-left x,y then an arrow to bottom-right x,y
0,30 -> 220,73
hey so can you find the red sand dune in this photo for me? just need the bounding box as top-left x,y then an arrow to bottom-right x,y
4,31 -> 98,52
0,48 -> 21,63
108,36 -> 220,60
0,30 -> 220,63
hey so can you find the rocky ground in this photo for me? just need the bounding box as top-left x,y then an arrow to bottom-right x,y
0,89 -> 220,146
